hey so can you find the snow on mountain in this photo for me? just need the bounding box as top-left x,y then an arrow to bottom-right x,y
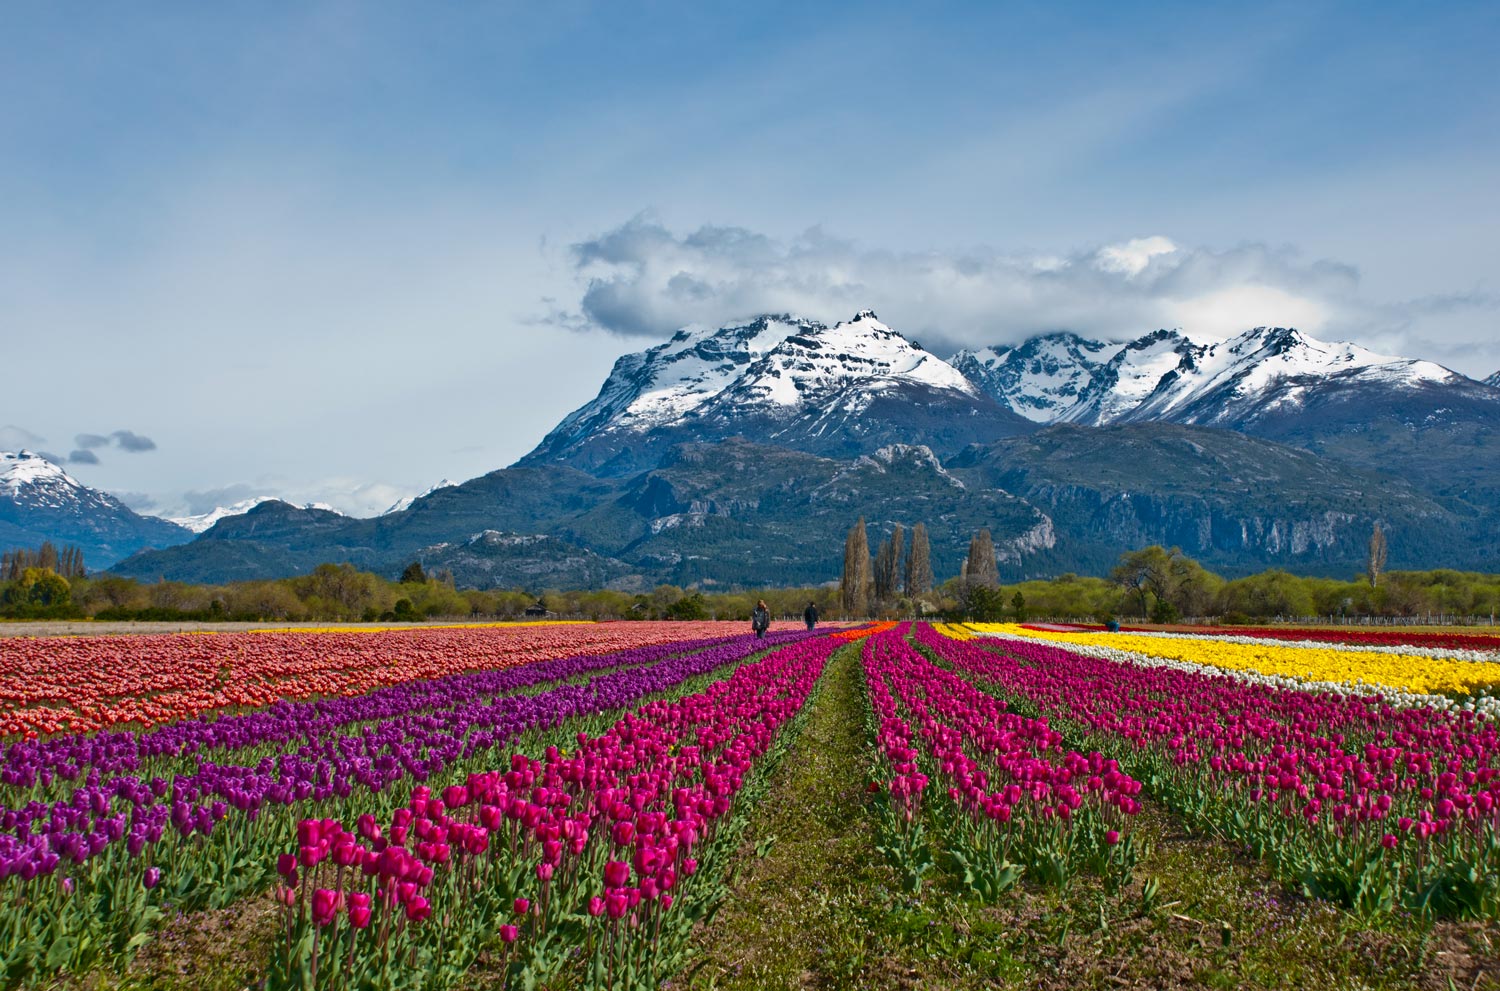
951,333 -> 1124,423
167,497 -> 278,534
694,311 -> 977,421
1127,326 -> 1460,426
1486,371 -> 1500,389
955,326 -> 1470,427
1,450 -> 191,566
542,315 -> 820,448
382,479 -> 458,515
539,312 -> 978,448
522,311 -> 1022,474
1,450 -> 88,507
163,496 -> 349,533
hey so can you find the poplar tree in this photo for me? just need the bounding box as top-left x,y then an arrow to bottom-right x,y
964,528 -> 999,587
1368,523 -> 1388,588
841,518 -> 871,616
905,523 -> 933,597
874,523 -> 904,604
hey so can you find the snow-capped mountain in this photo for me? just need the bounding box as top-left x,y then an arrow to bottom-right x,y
382,479 -> 458,516
167,497 -> 278,534
165,497 -> 347,533
520,311 -> 1031,475
953,325 -> 1475,428
1,451 -> 191,567
1486,371 -> 1500,389
950,332 -> 1124,423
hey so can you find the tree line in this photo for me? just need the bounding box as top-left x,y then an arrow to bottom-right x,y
837,521 -> 1500,624
2,535 -> 1499,625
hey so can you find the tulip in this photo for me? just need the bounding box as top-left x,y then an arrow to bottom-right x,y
311,889 -> 342,927
604,860 -> 630,887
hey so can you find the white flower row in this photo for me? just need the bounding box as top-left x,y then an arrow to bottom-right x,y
971,632 -> 1500,720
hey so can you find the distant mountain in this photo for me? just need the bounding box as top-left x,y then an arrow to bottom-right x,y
949,423 -> 1467,576
951,325 -> 1467,427
106,312 -> 1500,587
1,451 -> 191,568
111,422 -> 1476,587
167,497 -> 278,534
113,441 -> 1046,587
1486,371 -> 1500,389
518,311 -> 1033,476
382,479 -> 457,516
953,326 -> 1500,533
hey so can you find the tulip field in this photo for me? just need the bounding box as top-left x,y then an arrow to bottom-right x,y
4,619 -> 1500,988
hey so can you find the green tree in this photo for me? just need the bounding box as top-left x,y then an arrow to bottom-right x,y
665,592 -> 709,620
960,582 -> 1005,621
400,561 -> 427,584
1110,545 -> 1215,620
1011,590 -> 1027,623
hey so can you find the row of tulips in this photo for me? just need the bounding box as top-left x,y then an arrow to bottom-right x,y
863,625 -> 1141,898
267,629 -> 869,990
926,625 -> 1500,918
1029,624 -> 1500,667
1058,623 -> 1500,653
0,628 -> 826,984
0,621 -> 800,738
976,623 -> 1500,698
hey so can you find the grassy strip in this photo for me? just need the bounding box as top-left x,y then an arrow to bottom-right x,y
682,641 -> 1030,989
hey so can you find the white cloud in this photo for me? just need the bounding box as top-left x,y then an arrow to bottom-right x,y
565,217 -> 1495,359
1167,285 -> 1332,341
1094,236 -> 1179,277
160,477 -> 427,521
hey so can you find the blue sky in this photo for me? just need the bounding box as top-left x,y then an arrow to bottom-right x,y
2,1 -> 1496,516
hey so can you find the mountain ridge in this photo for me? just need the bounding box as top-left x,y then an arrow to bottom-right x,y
517,311 -> 1032,476
18,310 -> 1497,586
1,451 -> 192,568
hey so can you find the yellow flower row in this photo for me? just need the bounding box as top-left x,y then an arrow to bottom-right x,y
933,623 -> 975,640
964,623 -> 1500,698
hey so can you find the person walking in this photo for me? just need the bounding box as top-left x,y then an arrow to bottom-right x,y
751,599 -> 771,639
803,600 -> 818,631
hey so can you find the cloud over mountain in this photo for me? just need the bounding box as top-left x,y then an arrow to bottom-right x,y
567,217 -> 1493,356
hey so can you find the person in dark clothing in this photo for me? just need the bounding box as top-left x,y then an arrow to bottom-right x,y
803,600 -> 818,631
751,599 -> 771,639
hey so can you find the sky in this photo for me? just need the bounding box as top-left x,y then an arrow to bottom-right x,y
2,1 -> 1496,518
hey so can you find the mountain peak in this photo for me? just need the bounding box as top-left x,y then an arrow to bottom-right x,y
519,311 -> 1029,475
956,324 -> 1466,427
1485,371 -> 1500,389
2,450 -> 75,494
383,478 -> 459,515
2,450 -> 191,566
